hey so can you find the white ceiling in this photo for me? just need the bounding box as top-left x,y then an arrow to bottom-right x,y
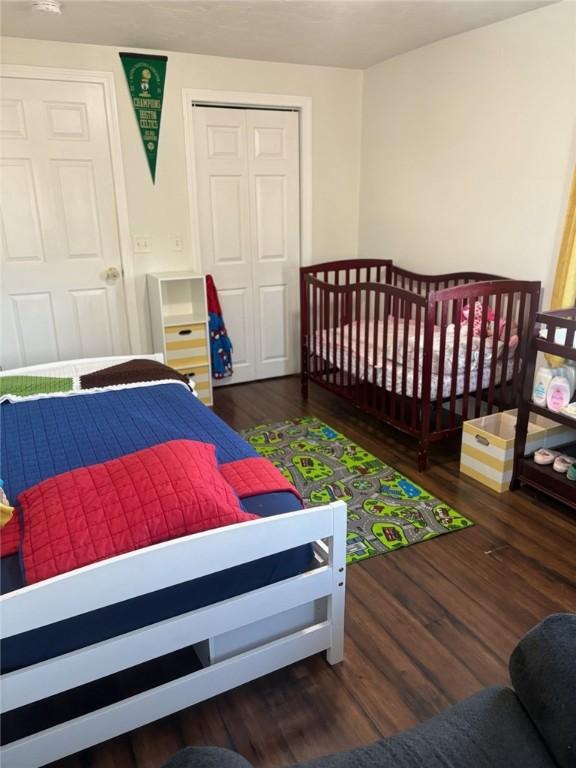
1,0 -> 557,70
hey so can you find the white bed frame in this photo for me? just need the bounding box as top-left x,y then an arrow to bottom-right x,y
0,353 -> 165,379
0,357 -> 347,768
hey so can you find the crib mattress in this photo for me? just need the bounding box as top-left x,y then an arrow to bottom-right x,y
313,327 -> 515,400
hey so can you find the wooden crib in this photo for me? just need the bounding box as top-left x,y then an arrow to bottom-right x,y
300,260 -> 541,470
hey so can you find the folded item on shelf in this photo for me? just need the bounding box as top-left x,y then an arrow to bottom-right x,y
560,402 -> 576,419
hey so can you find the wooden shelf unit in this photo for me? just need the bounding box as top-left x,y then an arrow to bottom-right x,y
147,272 -> 213,406
512,307 -> 576,508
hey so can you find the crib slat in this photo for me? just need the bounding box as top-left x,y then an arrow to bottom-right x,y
313,285 -> 325,376
412,302 -> 422,430
380,290 -> 391,415
373,288 -> 381,410
391,294 -> 400,420
347,287 -> 353,389
435,301 -> 448,432
300,276 -> 308,396
345,269 -> 351,327
460,294 -> 476,422
355,286 -> 362,401
317,283 -> 322,378
474,298 -> 490,418
334,270 -> 344,386
509,291 -> 525,409
322,287 -> 331,383
307,280 -> 312,385
362,289 -> 371,407
400,296 -> 409,425
498,291 -> 515,411
325,283 -> 331,381
331,286 -> 337,389
486,292 -> 502,411
448,298 -> 462,429
382,295 -> 388,415
339,290 -> 345,391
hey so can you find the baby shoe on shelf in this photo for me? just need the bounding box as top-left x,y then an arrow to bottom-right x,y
534,448 -> 560,465
567,463 -> 576,481
552,455 -> 576,474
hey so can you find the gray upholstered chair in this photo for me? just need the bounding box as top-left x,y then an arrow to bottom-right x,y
162,613 -> 576,768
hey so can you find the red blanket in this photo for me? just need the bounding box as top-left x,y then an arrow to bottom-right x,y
220,458 -> 302,503
2,452 -> 301,573
11,440 -> 301,584
19,440 -> 257,584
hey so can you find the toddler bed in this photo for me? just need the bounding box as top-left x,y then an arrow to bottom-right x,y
0,357 -> 346,767
301,260 -> 541,469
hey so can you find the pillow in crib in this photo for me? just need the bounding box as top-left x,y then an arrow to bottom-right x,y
461,301 -> 495,338
460,302 -> 520,343
19,439 -> 257,584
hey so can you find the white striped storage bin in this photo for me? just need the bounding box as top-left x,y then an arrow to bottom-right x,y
164,322 -> 209,370
460,409 -> 576,493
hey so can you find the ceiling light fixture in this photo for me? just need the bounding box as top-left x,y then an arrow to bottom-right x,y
32,0 -> 62,14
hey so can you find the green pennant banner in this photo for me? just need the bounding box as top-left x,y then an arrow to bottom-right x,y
119,52 -> 167,183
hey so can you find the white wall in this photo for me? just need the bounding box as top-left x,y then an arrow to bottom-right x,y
0,37 -> 362,351
359,2 -> 576,306
3,2 -> 574,354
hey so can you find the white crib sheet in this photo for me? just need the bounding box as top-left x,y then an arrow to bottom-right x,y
313,322 -> 516,400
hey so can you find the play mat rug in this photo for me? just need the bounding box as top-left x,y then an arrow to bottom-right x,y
241,417 -> 473,565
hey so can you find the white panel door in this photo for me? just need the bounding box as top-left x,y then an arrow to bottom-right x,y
247,109 -> 300,380
0,76 -> 130,369
193,106 -> 300,384
193,107 -> 256,384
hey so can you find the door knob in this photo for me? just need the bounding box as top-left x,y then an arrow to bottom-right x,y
104,266 -> 121,283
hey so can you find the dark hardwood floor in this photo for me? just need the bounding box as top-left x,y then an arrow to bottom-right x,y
54,376 -> 576,768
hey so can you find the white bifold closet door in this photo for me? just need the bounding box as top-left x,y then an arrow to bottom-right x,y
192,106 -> 300,384
0,76 -> 130,370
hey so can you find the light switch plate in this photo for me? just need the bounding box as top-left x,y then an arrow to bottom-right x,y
133,236 -> 151,253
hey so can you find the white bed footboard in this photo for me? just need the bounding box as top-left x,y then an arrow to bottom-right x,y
0,501 -> 347,768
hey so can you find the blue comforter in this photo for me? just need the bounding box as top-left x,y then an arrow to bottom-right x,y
1,383 -> 257,501
1,383 -> 309,676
